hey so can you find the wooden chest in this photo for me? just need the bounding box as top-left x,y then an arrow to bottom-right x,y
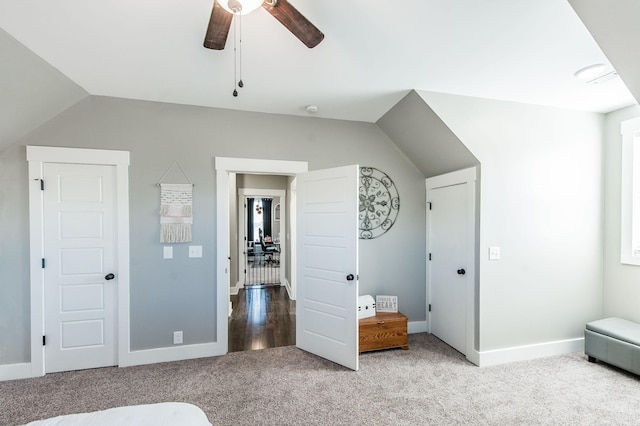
359,312 -> 409,354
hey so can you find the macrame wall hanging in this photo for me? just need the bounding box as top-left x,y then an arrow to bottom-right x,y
156,161 -> 194,243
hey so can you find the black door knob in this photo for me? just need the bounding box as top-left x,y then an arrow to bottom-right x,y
105,273 -> 115,280
346,274 -> 354,281
457,269 -> 466,275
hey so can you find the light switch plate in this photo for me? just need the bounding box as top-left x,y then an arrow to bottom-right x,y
489,246 -> 501,260
163,246 -> 173,259
189,245 -> 202,258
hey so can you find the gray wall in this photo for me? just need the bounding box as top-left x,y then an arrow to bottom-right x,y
0,28 -> 88,151
421,90 -> 605,351
0,95 -> 427,364
603,104 -> 640,322
377,90 -> 479,178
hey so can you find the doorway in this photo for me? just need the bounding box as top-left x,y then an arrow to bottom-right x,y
228,286 -> 295,352
237,187 -> 286,288
27,146 -> 130,376
426,167 -> 477,363
216,158 -> 360,371
231,184 -> 292,352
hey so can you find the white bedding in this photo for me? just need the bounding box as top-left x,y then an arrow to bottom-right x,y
24,402 -> 212,426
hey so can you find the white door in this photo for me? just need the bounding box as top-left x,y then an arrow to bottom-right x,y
429,183 -> 468,354
296,165 -> 359,370
43,163 -> 118,373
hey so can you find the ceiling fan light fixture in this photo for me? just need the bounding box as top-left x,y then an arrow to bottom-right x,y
573,63 -> 606,80
220,0 -> 264,15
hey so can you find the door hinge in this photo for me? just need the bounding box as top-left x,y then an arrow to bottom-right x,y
41,258 -> 45,268
428,253 -> 432,261
428,304 -> 432,312
42,335 -> 46,346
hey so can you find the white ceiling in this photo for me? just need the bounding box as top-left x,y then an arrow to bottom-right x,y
0,0 -> 635,123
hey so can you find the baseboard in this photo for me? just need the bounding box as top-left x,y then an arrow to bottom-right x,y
2,343 -> 228,380
284,278 -> 295,300
477,337 -> 585,367
466,349 -> 480,366
230,281 -> 242,296
0,362 -> 33,382
408,321 -> 427,334
119,342 -> 226,368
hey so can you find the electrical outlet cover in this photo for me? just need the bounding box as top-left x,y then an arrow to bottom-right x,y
188,245 -> 202,258
489,246 -> 501,260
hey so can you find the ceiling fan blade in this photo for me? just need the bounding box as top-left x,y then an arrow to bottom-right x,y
262,0 -> 324,48
204,1 -> 233,50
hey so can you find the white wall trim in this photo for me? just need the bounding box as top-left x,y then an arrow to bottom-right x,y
620,116 -> 640,265
284,278 -> 294,300
230,281 -> 242,296
215,157 -> 308,357
26,146 -> 130,378
118,343 -> 226,368
408,321 -> 428,334
216,157 -> 308,175
0,363 -> 33,382
477,337 -> 584,367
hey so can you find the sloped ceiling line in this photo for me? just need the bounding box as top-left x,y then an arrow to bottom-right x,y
376,90 -> 479,179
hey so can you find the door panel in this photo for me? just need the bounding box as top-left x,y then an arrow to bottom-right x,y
44,163 -> 117,373
296,165 -> 359,370
430,183 -> 467,354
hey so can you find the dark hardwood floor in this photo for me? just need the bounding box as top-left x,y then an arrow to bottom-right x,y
228,285 -> 296,352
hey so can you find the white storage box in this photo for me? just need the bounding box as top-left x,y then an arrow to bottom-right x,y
358,295 -> 376,319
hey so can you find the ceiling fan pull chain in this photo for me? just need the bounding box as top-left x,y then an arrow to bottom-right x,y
238,12 -> 244,88
232,10 -> 239,97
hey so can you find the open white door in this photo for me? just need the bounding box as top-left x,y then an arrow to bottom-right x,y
296,165 -> 359,371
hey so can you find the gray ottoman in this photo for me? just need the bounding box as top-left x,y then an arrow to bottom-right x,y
585,317 -> 640,375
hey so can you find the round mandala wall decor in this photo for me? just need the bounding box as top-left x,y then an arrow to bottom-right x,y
359,167 -> 400,239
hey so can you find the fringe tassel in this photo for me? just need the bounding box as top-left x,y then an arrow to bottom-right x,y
161,223 -> 193,243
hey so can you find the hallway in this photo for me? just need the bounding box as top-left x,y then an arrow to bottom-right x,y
228,286 -> 295,352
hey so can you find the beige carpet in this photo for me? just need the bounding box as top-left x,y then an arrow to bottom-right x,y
2,333 -> 640,425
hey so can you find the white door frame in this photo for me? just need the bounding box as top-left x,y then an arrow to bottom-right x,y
426,167 -> 478,365
288,178 -> 297,300
216,157 -> 308,353
27,146 -> 130,377
237,188 -> 287,289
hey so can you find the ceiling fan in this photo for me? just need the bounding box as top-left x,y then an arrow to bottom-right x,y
203,0 -> 324,50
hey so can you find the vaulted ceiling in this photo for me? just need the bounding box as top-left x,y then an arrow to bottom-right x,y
1,0 -> 639,152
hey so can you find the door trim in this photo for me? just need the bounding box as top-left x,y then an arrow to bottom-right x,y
27,146 -> 130,377
426,167 -> 478,365
215,157 -> 308,355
